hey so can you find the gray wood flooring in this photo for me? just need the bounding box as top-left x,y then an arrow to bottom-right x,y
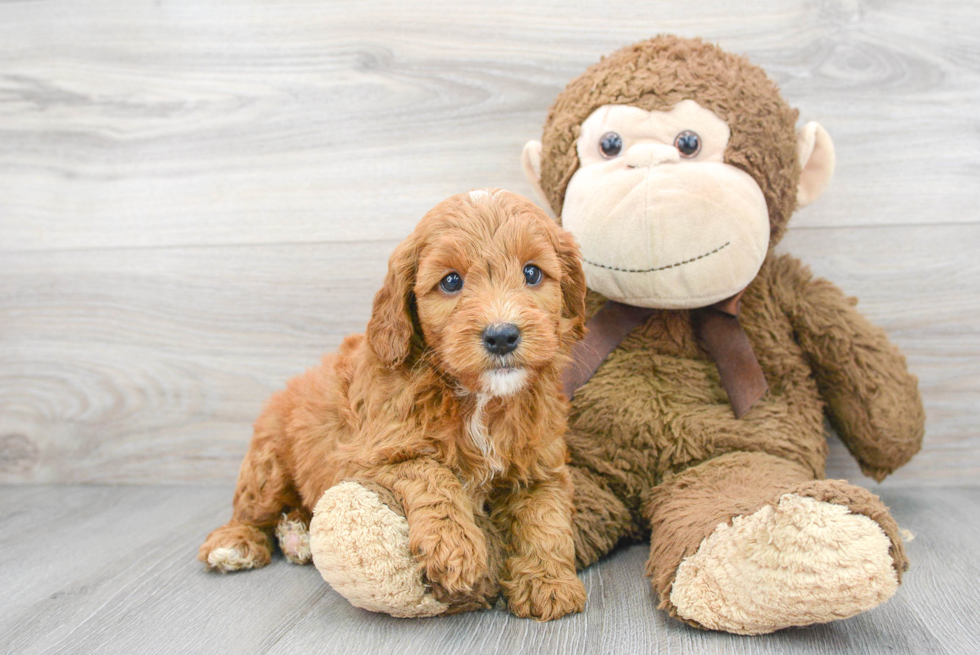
1,485 -> 978,655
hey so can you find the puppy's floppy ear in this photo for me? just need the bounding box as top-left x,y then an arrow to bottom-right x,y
556,228 -> 587,343
367,236 -> 419,368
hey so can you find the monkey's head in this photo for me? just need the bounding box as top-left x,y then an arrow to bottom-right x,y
522,36 -> 835,309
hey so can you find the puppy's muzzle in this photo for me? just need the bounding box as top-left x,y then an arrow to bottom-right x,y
482,323 -> 521,356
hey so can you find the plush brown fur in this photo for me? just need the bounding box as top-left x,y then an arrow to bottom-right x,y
530,36 -> 926,630
539,36 -> 802,246
199,190 -> 589,621
643,451 -> 909,616
298,36 -> 924,633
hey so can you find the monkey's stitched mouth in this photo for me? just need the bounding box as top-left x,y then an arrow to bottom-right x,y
583,241 -> 730,273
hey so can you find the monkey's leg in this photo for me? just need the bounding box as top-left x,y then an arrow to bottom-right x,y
645,451 -> 907,635
568,464 -> 635,570
309,479 -> 505,617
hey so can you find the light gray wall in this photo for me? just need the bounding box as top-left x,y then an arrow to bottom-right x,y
1,0 -> 977,485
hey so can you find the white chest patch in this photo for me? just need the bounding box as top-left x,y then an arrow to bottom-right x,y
467,393 -> 504,483
463,369 -> 527,486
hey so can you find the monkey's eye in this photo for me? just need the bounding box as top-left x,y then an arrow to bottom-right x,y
439,272 -> 463,294
599,132 -> 623,158
674,131 -> 701,158
523,264 -> 543,286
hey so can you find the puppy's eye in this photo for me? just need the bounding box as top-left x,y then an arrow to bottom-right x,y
439,272 -> 463,294
599,132 -> 623,158
523,264 -> 543,286
674,130 -> 701,158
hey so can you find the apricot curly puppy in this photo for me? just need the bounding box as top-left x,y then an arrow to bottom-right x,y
199,189 -> 588,621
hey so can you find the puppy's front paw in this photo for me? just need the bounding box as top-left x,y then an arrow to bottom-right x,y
505,572 -> 586,621
412,520 -> 489,602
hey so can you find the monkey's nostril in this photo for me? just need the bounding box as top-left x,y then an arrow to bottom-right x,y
482,323 -> 521,356
625,143 -> 680,168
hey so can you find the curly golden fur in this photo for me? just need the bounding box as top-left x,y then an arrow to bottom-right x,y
199,189 -> 588,621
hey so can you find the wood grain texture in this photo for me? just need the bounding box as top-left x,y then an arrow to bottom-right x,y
1,0 -> 979,253
2,226 -> 976,485
1,485 -> 977,655
1,0 -> 978,484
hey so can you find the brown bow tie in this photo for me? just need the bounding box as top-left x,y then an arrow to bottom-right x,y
562,294 -> 768,418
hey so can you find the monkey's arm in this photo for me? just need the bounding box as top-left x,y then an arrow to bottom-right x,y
774,255 -> 925,481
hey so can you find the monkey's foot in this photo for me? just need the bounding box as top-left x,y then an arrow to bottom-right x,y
309,481 -> 448,618
669,492 -> 900,635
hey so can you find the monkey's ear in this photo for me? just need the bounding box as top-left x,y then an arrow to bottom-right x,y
366,237 -> 418,369
522,140 -> 550,209
556,228 -> 588,344
796,122 -> 836,208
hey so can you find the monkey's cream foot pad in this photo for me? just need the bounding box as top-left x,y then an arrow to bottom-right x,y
310,481 -> 447,618
669,493 -> 899,635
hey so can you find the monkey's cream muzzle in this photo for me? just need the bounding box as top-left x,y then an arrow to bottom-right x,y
520,94 -> 837,416
560,102 -> 770,310
563,156 -> 769,309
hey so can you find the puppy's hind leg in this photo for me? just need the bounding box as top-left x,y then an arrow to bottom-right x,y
276,507 -> 313,565
199,522 -> 273,573
199,409 -> 299,572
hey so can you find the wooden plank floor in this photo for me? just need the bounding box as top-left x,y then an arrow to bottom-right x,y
0,485 -> 977,655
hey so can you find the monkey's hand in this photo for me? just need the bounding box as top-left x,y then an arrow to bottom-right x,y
777,254 -> 925,481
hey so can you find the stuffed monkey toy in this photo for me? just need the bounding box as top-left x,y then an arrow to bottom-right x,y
307,36 -> 925,634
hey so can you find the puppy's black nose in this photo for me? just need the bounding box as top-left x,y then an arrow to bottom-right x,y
482,323 -> 521,356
